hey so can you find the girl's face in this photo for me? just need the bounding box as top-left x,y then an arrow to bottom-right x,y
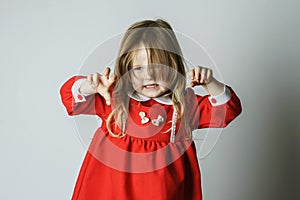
130,48 -> 169,98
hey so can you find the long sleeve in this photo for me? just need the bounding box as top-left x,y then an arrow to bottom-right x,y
187,86 -> 242,130
59,75 -> 110,118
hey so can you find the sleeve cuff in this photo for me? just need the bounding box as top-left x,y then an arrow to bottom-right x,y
208,85 -> 231,106
71,78 -> 91,103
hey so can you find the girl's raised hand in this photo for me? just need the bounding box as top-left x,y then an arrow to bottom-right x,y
189,66 -> 213,87
87,67 -> 116,105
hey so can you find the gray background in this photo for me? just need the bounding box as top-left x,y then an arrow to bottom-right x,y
0,0 -> 299,199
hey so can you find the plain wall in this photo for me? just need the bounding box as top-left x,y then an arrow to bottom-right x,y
0,0 -> 299,199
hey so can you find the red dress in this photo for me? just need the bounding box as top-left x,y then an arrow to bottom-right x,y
60,76 -> 242,200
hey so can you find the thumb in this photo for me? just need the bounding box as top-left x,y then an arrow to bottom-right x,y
102,91 -> 112,106
108,74 -> 116,86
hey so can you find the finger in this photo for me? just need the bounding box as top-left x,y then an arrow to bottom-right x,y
199,68 -> 204,84
92,73 -> 100,87
103,67 -> 111,77
194,66 -> 201,82
189,69 -> 195,81
87,74 -> 92,85
206,69 -> 212,83
189,69 -> 197,87
189,81 -> 196,87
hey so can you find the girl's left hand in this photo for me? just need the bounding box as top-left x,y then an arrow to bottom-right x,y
189,66 -> 214,87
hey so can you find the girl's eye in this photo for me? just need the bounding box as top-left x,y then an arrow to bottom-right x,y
133,66 -> 142,71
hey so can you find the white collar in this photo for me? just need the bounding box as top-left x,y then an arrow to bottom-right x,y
128,92 -> 173,105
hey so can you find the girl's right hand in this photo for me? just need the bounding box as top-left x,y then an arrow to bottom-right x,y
86,67 -> 116,105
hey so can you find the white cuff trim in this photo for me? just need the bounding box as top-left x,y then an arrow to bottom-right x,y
208,86 -> 231,106
71,78 -> 90,103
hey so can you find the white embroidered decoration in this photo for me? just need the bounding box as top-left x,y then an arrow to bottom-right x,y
151,115 -> 164,126
129,109 -> 177,143
170,110 -> 178,143
139,112 -> 150,124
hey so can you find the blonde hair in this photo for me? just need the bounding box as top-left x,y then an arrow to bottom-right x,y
106,19 -> 191,139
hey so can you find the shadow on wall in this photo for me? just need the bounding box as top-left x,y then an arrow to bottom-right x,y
244,76 -> 300,200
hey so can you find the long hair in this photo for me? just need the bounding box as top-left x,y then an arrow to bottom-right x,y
106,19 -> 191,138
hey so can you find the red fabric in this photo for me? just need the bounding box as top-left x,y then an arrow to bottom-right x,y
60,76 -> 242,200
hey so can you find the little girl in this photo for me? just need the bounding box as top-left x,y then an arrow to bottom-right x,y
60,19 -> 242,200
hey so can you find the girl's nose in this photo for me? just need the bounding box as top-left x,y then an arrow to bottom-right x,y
145,67 -> 154,79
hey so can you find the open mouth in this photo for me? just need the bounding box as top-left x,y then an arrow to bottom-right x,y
144,84 -> 159,89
